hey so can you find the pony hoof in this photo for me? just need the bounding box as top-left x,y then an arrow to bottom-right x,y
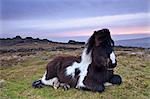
52,79 -> 60,90
60,83 -> 70,90
32,80 -> 44,88
53,83 -> 60,89
53,86 -> 59,89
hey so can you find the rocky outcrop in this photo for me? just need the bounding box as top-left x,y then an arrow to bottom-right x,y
0,36 -> 52,46
68,40 -> 85,45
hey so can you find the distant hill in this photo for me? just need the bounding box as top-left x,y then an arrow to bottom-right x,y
0,36 -> 85,47
115,37 -> 150,48
1,36 -> 150,48
68,40 -> 85,45
0,36 -> 53,46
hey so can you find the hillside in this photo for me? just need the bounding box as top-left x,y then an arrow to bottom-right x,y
1,36 -> 149,49
0,45 -> 150,99
115,37 -> 150,48
0,36 -> 84,54
0,36 -> 149,98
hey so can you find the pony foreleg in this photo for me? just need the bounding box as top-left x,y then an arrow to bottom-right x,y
32,71 -> 59,89
82,77 -> 105,92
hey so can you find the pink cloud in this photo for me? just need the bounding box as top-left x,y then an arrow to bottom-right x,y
49,25 -> 150,38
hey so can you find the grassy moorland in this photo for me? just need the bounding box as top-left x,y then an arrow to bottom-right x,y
0,43 -> 150,99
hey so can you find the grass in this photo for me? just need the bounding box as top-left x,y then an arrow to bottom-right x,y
0,49 -> 150,99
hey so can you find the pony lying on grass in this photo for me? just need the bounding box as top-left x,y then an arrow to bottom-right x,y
32,29 -> 122,92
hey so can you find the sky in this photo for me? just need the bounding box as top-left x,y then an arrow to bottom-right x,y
0,0 -> 150,42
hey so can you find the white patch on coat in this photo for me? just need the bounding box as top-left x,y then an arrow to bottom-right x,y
41,71 -> 58,86
66,48 -> 92,88
66,62 -> 80,77
76,49 -> 92,88
110,52 -> 116,64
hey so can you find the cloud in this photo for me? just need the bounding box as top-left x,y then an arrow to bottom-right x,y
2,12 -> 149,34
2,0 -> 149,20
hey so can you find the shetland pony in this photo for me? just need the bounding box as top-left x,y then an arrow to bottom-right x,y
32,29 -> 122,92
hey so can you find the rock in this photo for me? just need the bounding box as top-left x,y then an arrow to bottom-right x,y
41,57 -> 48,60
0,79 -> 5,88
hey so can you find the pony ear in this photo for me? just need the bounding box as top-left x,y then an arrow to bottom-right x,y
86,31 -> 96,54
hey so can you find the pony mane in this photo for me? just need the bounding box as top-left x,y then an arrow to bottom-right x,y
85,31 -> 96,54
86,29 -> 114,54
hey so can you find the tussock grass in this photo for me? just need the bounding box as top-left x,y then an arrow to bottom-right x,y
0,49 -> 150,99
